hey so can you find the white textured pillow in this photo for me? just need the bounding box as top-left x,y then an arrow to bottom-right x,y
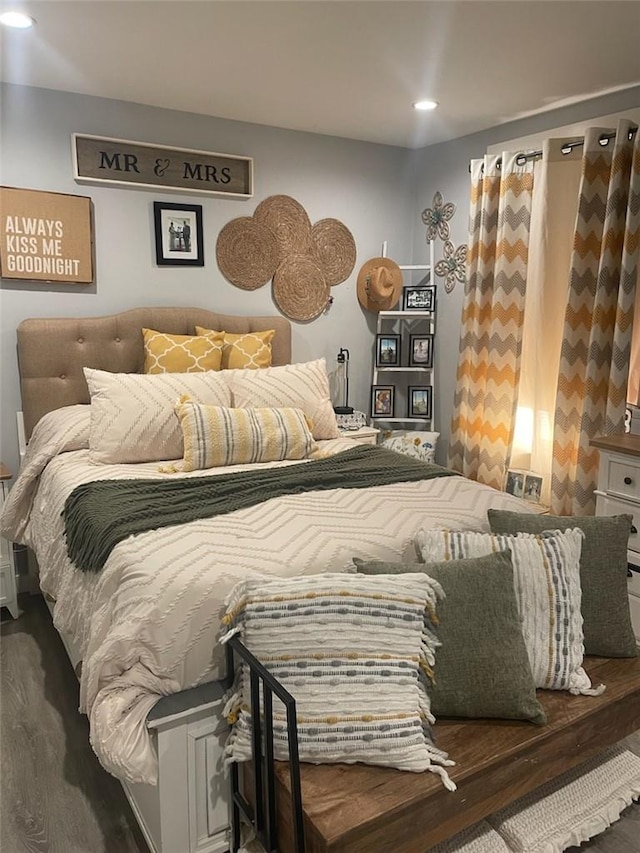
415,527 -> 598,695
225,358 -> 340,440
84,368 -> 231,464
221,573 -> 455,785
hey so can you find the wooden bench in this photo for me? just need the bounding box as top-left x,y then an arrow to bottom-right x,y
272,656 -> 640,852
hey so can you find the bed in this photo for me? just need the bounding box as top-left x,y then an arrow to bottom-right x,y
3,306 -> 633,853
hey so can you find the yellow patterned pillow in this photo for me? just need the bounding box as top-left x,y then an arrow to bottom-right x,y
195,326 -> 275,369
142,328 -> 224,374
175,401 -> 316,470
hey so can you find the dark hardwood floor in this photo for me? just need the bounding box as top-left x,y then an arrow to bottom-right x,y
1,594 -> 149,853
1,594 -> 639,852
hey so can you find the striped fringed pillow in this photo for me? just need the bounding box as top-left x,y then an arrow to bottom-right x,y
415,528 -> 602,696
175,401 -> 316,470
220,573 -> 456,787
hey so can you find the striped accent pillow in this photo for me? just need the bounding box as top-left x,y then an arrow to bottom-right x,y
176,401 -> 316,470
225,358 -> 340,440
415,528 -> 599,695
220,573 -> 456,785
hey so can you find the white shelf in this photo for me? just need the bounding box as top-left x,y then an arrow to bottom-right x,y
375,366 -> 432,373
378,310 -> 434,319
372,417 -> 432,424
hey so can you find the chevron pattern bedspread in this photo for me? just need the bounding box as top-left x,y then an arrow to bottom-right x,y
1,405 -> 535,785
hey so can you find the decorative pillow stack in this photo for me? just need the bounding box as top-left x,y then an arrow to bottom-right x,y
225,358 -> 340,440
175,400 -> 316,470
83,367 -> 231,464
220,573 -> 456,787
142,328 -> 224,373
354,552 -> 546,724
195,326 -> 275,369
487,510 -> 637,658
415,527 -> 600,695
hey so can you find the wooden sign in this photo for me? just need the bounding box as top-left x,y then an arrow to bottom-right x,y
73,134 -> 253,198
0,186 -> 94,283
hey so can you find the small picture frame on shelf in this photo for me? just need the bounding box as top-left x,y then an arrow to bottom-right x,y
403,284 -> 436,312
408,385 -> 433,419
375,334 -> 401,367
408,334 -> 434,368
505,469 -> 525,498
523,474 -> 543,503
371,385 -> 395,418
154,201 -> 204,267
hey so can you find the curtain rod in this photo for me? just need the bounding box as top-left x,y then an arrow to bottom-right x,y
470,125 -> 638,172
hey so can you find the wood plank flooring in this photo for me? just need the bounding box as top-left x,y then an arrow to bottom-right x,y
1,594 -> 148,853
1,594 -> 639,852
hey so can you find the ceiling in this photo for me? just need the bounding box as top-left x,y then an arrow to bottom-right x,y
1,1 -> 639,149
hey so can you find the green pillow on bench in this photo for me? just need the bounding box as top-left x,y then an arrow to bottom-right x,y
487,510 -> 637,658
354,551 -> 547,725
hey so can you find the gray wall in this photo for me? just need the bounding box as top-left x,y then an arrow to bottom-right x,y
409,85 -> 640,463
2,82 -> 639,473
0,83 -> 415,472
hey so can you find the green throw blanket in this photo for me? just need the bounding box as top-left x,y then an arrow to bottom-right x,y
63,444 -> 456,572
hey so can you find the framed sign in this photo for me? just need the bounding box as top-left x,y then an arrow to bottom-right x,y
154,202 -> 204,267
403,284 -> 436,312
73,134 -> 253,198
0,186 -> 94,283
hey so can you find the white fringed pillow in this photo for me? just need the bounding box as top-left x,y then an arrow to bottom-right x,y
175,401 -> 316,470
84,367 -> 231,464
220,573 -> 456,787
225,358 -> 340,440
415,527 -> 599,695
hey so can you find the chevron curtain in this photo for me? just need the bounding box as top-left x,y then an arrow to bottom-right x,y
551,120 -> 640,515
448,154 -> 534,489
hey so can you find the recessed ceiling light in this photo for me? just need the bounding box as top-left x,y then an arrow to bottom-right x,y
0,11 -> 36,28
413,100 -> 438,112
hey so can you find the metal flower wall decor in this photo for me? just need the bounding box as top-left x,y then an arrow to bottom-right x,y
421,191 -> 467,293
421,191 -> 456,242
435,240 -> 467,293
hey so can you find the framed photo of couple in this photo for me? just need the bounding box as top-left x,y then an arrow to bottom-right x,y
371,385 -> 394,418
154,201 -> 204,267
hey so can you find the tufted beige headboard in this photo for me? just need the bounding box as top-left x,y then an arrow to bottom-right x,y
17,307 -> 292,439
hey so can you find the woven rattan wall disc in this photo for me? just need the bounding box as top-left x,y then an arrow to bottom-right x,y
272,255 -> 330,322
216,217 -> 279,290
311,218 -> 356,286
254,195 -> 312,263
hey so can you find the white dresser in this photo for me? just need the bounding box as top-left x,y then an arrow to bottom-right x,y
0,463 -> 19,619
591,434 -> 640,643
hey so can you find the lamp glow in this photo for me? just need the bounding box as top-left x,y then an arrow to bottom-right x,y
413,100 -> 438,111
0,11 -> 35,28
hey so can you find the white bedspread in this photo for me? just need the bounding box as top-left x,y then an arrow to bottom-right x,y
1,405 -> 533,785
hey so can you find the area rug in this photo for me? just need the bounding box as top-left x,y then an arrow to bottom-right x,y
427,745 -> 640,852
487,744 -> 640,852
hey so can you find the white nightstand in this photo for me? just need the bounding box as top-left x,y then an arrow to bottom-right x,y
591,433 -> 640,644
338,426 -> 380,446
0,463 -> 19,619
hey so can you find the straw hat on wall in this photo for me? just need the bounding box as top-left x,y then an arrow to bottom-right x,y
357,257 -> 403,311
